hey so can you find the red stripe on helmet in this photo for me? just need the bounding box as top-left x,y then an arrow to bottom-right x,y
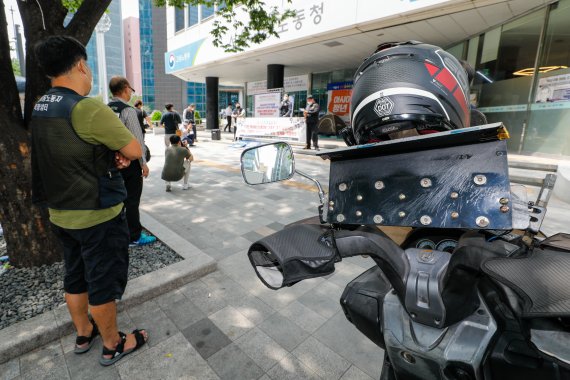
435,68 -> 457,92
424,62 -> 439,76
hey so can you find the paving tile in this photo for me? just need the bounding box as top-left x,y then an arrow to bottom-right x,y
19,341 -> 63,374
266,353 -> 320,380
266,221 -> 285,231
181,318 -> 232,359
0,358 -> 19,380
264,193 -> 284,201
242,230 -> 265,243
279,301 -> 327,333
258,313 -> 310,352
91,368 -> 120,380
234,327 -> 288,371
313,312 -> 384,380
127,300 -> 178,347
231,294 -> 276,325
340,365 -> 375,380
317,280 -> 346,301
209,306 -> 254,341
298,284 -> 343,319
328,261 -> 371,289
17,354 -> 69,380
207,343 -> 264,380
292,336 -> 351,379
116,333 -> 219,380
179,280 -> 228,316
157,289 -> 207,331
63,338 -> 118,380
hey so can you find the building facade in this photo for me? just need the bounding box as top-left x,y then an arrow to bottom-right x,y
163,0 -> 570,157
86,0 -> 125,99
139,0 -> 187,113
123,16 -> 142,93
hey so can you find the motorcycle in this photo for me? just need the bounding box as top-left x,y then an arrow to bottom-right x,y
239,123 -> 570,380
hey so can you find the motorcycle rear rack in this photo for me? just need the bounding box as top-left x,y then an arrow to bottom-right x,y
319,123 -> 519,230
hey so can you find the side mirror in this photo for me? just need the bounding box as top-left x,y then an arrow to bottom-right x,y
240,142 -> 295,185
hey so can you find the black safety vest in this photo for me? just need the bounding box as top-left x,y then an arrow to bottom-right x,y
109,100 -> 145,135
31,87 -> 126,210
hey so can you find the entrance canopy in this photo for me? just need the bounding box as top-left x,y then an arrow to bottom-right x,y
169,0 -> 549,86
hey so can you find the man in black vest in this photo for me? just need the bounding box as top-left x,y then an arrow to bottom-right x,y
303,94 -> 320,150
31,36 -> 148,366
108,76 -> 156,246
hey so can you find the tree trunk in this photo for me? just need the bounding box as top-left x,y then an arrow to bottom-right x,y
0,0 -> 111,267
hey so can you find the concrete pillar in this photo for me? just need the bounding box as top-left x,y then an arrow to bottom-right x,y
206,76 -> 219,130
267,64 -> 284,90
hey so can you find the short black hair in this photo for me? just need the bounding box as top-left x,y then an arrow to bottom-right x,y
170,135 -> 181,144
109,76 -> 131,96
34,36 -> 87,78
165,103 -> 174,110
134,100 -> 143,107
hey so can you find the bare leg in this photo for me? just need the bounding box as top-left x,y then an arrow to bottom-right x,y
90,301 -> 119,351
65,292 -> 92,340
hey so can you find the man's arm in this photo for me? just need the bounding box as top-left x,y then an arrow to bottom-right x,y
119,139 -> 142,160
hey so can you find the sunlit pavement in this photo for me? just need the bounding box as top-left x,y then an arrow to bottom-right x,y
2,129 -> 568,379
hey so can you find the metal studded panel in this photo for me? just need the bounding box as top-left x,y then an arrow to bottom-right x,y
326,139 -> 513,229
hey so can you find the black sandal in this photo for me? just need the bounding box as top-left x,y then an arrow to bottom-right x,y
74,321 -> 99,354
99,329 -> 148,366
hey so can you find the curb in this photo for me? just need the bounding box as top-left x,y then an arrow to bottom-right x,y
0,211 -> 216,364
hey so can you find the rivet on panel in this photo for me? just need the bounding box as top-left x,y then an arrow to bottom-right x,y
420,215 -> 432,225
451,212 -> 459,219
356,195 -> 363,201
336,214 -> 345,223
356,210 -> 362,217
399,211 -> 406,218
476,216 -> 490,228
399,194 -> 406,201
339,183 -> 348,191
420,178 -> 432,188
450,192 -> 459,199
474,175 -> 487,186
373,215 -> 384,224
375,181 -> 385,190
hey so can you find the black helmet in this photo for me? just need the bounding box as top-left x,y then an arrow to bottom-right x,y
351,41 -> 470,144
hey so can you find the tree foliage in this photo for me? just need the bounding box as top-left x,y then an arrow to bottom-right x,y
155,0 -> 295,52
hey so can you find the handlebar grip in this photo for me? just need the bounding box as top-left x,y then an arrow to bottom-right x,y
248,224 -> 340,290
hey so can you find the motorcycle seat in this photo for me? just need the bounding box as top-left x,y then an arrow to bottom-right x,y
482,245 -> 570,318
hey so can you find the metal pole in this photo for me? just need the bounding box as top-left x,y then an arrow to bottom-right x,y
96,31 -> 108,103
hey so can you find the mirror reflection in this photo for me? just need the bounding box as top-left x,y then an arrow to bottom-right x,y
241,142 -> 294,185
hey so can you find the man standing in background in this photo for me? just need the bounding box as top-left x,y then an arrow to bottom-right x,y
160,103 -> 181,147
303,95 -> 320,150
108,76 -> 156,246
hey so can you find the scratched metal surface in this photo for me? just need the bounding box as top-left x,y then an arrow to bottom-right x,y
327,140 -> 513,229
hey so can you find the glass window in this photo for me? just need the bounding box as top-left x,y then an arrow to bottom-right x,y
525,0 -> 570,155
446,42 -> 465,60
188,5 -> 199,27
472,9 -> 546,151
202,5 -> 215,20
175,7 -> 185,32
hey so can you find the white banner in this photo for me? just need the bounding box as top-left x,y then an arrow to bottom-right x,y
254,92 -> 281,118
247,75 -> 309,96
235,117 -> 306,143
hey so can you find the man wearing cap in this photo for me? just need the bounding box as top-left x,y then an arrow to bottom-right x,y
303,95 -> 320,150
